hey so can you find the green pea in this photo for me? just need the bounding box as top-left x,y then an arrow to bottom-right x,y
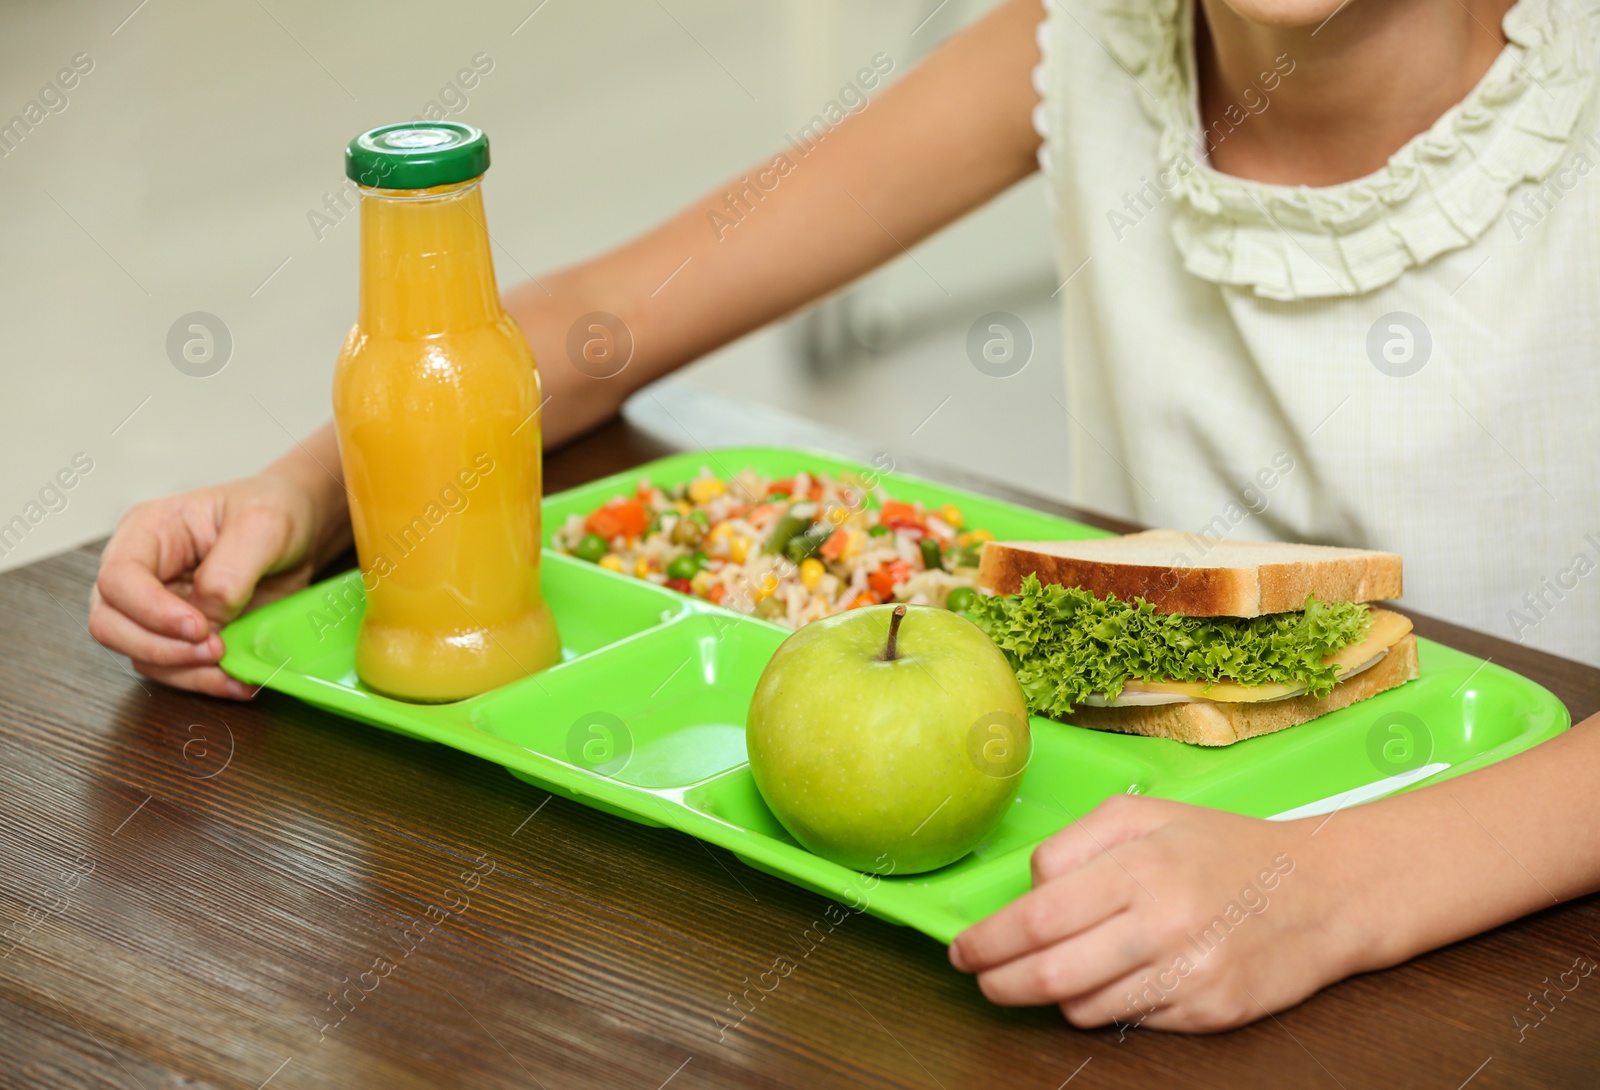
574,533 -> 609,564
945,586 -> 976,613
689,510 -> 710,525
868,524 -> 891,538
669,517 -> 703,546
666,553 -> 705,581
767,491 -> 790,502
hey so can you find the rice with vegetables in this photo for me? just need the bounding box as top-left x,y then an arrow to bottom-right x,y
553,467 -> 993,629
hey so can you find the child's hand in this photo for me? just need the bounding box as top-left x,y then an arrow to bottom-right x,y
89,474 -> 323,699
948,795 -> 1355,1033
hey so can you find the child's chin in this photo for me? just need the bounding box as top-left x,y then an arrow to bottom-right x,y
1214,0 -> 1354,29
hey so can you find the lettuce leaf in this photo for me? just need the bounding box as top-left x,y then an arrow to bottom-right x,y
968,574 -> 1372,717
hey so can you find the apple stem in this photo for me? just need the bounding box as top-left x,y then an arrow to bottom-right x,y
882,605 -> 907,662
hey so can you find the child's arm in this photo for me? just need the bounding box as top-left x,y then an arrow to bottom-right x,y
949,710 -> 1600,1032
89,0 -> 1046,692
89,427 -> 351,699
508,0 -> 1045,445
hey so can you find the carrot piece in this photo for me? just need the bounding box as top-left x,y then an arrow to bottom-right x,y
585,508 -> 620,539
744,502 -> 785,529
586,497 -> 650,540
819,528 -> 848,562
868,560 -> 913,600
879,501 -> 925,532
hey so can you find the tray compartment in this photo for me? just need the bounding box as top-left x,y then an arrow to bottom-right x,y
542,551 -> 698,660
1127,641 -> 1569,816
540,448 -> 1113,549
230,555 -> 691,691
470,611 -> 786,790
680,767 -> 798,843
679,718 -> 1153,870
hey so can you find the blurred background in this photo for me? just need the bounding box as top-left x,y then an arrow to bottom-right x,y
0,0 -> 1066,574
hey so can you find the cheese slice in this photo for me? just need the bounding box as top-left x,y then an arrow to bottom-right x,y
1099,607 -> 1413,706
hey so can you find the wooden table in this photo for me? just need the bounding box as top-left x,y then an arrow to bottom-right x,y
4,417 -> 1598,1090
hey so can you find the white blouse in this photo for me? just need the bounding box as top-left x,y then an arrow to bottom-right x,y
1034,0 -> 1600,667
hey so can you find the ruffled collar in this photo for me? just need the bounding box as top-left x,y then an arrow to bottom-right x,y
1095,0 -> 1598,300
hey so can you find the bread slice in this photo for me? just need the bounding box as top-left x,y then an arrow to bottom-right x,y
978,529 -> 1402,617
1063,634 -> 1420,746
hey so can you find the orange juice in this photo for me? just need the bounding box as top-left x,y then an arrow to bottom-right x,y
332,123 -> 560,701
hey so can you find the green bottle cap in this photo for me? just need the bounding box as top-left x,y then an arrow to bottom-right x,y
344,122 -> 490,190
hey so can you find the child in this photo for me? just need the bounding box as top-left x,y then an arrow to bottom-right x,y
89,0 -> 1600,1032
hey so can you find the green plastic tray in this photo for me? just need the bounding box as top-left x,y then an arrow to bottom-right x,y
220,447 -> 1571,943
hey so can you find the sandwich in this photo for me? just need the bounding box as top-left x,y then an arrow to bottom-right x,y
969,529 -> 1416,746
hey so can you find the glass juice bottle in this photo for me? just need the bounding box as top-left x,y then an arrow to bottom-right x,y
333,122 -> 560,701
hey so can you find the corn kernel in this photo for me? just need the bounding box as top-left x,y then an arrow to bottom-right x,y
688,477 -> 728,505
598,554 -> 624,573
633,557 -> 652,578
799,558 -> 825,590
840,529 -> 866,561
690,570 -> 715,596
957,528 -> 995,548
754,572 -> 779,600
940,504 -> 964,529
825,504 -> 849,526
674,500 -> 692,514
729,535 -> 752,563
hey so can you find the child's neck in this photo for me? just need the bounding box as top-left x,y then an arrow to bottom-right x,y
1195,0 -> 1518,187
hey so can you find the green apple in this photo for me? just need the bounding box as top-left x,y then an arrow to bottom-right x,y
747,604 -> 1030,875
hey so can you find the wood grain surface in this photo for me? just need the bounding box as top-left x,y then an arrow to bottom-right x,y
3,416 -> 1597,1090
